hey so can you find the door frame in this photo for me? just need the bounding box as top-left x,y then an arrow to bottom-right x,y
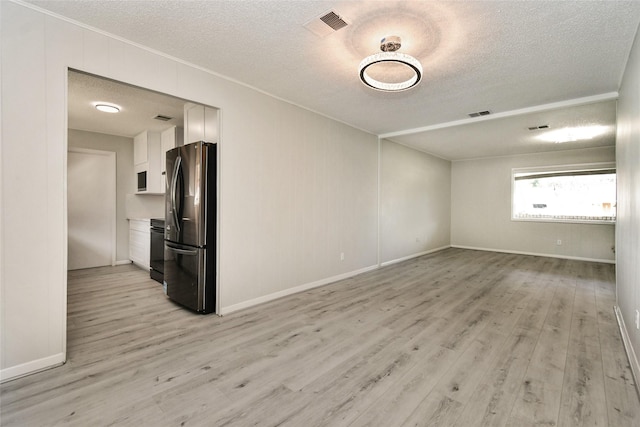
67,147 -> 117,268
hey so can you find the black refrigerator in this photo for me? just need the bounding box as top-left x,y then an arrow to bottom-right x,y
164,141 -> 217,314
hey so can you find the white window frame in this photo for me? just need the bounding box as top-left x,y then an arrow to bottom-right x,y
511,162 -> 616,225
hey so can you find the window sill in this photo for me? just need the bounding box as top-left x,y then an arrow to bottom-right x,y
511,217 -> 616,225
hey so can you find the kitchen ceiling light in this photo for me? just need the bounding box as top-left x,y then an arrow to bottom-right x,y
359,36 -> 422,92
536,125 -> 608,143
95,104 -> 120,113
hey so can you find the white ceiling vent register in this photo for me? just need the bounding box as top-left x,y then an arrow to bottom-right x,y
304,10 -> 349,37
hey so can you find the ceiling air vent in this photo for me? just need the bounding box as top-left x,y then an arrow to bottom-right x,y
528,124 -> 549,130
468,110 -> 491,118
154,114 -> 173,121
304,10 -> 349,37
320,11 -> 348,31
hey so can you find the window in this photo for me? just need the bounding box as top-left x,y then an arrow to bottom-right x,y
512,163 -> 616,224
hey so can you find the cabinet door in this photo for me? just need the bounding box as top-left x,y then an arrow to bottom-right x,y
133,131 -> 148,166
184,103 -> 218,144
129,220 -> 150,270
185,104 -> 205,144
204,107 -> 219,143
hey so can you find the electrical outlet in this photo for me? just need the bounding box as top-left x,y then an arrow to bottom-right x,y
556,239 -> 562,246
635,310 -> 640,330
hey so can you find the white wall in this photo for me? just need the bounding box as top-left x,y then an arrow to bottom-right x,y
68,129 -> 134,263
1,2 -> 68,379
221,103 -> 379,311
615,22 -> 640,386
451,147 -> 616,262
0,2 -> 379,380
125,194 -> 165,220
380,140 -> 451,264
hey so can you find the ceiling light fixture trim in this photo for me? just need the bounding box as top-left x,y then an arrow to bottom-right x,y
359,36 -> 423,92
95,103 -> 120,113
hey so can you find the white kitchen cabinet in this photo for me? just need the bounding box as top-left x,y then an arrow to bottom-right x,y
134,130 -> 163,194
184,103 -> 219,144
160,126 -> 183,191
129,219 -> 150,270
133,131 -> 150,166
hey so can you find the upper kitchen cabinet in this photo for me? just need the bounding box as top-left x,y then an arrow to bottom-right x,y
160,126 -> 184,190
134,131 -> 149,166
184,103 -> 219,144
134,130 -> 163,194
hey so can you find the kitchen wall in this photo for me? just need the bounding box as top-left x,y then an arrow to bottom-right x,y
125,194 -> 165,220
68,129 -> 134,263
380,139 -> 451,264
615,21 -> 640,387
451,146 -> 616,262
0,1 -> 379,380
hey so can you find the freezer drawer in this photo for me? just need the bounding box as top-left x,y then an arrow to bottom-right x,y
164,242 -> 215,313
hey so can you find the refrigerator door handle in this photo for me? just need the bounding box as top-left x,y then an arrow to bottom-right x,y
165,242 -> 198,256
170,155 -> 182,232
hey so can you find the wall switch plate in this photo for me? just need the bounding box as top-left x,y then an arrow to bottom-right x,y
556,239 -> 562,245
340,252 -> 345,261
635,310 -> 640,329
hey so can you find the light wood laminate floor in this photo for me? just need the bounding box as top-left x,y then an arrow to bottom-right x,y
1,248 -> 639,426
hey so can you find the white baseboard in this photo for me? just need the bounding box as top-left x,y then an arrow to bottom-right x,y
115,259 -> 132,266
380,245 -> 451,267
0,353 -> 65,383
219,264 -> 379,315
614,305 -> 640,397
450,245 -> 615,264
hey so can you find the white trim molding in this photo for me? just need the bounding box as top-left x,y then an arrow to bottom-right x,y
380,93 -> 619,139
219,265 -> 379,315
450,245 -> 615,264
614,305 -> 640,397
0,353 -> 65,383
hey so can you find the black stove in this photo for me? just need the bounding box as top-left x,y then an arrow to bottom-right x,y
150,219 -> 165,284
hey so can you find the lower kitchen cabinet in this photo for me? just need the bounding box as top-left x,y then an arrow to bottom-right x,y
129,219 -> 150,270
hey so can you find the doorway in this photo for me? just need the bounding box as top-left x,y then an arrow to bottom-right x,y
67,147 -> 116,270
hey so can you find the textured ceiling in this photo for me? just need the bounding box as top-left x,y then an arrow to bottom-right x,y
68,70 -> 186,137
388,99 -> 618,160
25,0 -> 640,159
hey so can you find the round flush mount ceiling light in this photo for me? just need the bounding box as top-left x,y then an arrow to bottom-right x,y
95,104 -> 120,113
359,36 -> 423,92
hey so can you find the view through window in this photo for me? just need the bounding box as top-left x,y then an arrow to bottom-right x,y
512,163 -> 616,223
